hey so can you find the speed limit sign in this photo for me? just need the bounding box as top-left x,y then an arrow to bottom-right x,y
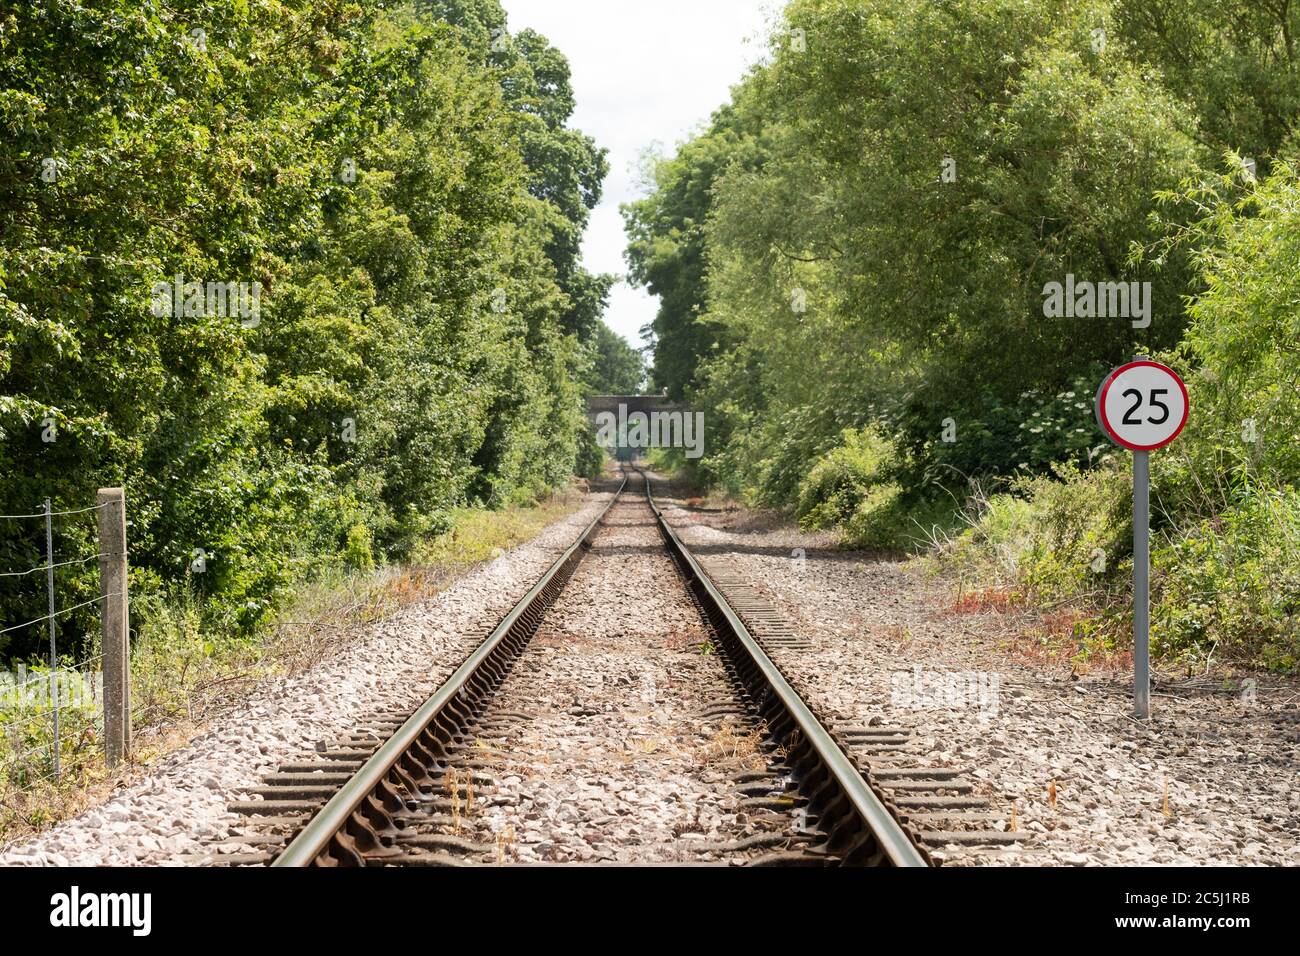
1096,361 -> 1189,451
1095,359 -> 1189,722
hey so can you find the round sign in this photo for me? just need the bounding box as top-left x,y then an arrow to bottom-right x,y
1095,361 -> 1189,451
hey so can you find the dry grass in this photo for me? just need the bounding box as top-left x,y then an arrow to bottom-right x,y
273,487 -> 586,676
992,604 -> 1134,674
941,587 -> 1024,615
495,823 -> 517,864
698,719 -> 769,771
883,624 -> 912,645
444,768 -> 476,834
926,577 -> 1136,675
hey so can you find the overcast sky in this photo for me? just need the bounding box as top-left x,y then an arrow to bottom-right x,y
501,0 -> 777,349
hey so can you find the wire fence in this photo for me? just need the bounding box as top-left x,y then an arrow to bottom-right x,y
0,498 -> 116,791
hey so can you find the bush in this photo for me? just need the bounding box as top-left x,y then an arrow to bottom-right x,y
127,583 -> 264,729
840,488 -> 961,553
943,462 -> 1131,605
944,459 -> 1300,670
344,524 -> 375,573
796,427 -> 894,529
1154,491 -> 1300,671
796,428 -> 962,552
890,365 -> 1115,490
0,661 -> 101,791
575,427 -> 607,479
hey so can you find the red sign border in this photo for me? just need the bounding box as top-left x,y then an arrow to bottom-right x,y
1096,361 -> 1190,452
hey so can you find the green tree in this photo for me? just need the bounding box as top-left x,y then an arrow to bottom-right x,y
627,0 -> 1226,503
585,321 -> 645,395
0,0 -> 607,660
623,101 -> 767,400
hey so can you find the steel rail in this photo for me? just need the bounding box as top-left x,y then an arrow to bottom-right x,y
640,471 -> 930,868
272,474 -> 628,867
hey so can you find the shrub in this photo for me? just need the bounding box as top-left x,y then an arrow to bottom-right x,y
575,427 -> 607,479
1154,490 -> 1300,671
944,458 -> 1300,670
796,427 -> 895,529
940,463 -> 1131,599
0,660 -> 101,791
344,524 -> 375,573
796,428 -> 963,552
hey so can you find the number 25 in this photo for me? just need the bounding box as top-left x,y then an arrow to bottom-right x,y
1122,388 -> 1170,426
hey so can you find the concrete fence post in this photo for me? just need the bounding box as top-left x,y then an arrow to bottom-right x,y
97,487 -> 130,767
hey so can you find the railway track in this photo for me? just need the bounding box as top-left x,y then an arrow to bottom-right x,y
206,468 -> 978,866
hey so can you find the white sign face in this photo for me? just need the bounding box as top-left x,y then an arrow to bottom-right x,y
1096,361 -> 1189,451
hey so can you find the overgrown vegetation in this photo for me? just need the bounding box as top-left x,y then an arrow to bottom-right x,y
0,0 -> 612,658
626,0 -> 1300,671
0,0 -> 623,807
586,321 -> 646,395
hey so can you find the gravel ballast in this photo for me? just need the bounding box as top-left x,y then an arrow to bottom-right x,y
0,491 -> 613,867
440,490 -> 797,864
5,467 -> 1295,868
653,476 -> 1300,866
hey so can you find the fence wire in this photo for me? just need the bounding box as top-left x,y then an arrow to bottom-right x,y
0,552 -> 109,579
0,591 -> 122,638
0,501 -> 110,520
0,498 -> 118,790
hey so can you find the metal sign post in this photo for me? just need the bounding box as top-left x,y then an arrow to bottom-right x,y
1096,360 -> 1188,720
1132,450 -> 1150,719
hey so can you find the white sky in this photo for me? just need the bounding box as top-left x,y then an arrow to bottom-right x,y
501,0 -> 777,349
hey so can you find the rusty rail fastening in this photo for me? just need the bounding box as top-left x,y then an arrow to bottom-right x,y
266,466 -> 930,866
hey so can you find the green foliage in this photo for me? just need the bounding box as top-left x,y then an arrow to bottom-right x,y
943,148 -> 1300,672
796,428 -> 895,530
623,0 -> 1300,669
839,491 -> 963,555
1153,491 -> 1300,672
622,100 -> 768,399
343,524 -> 375,573
585,321 -> 645,395
625,0 -> 1228,512
796,428 -> 964,552
0,1 -> 606,664
898,366 -> 1117,490
0,661 -> 101,790
949,465 -> 1133,603
948,464 -> 1300,670
574,430 -> 607,480
1160,156 -> 1300,504
1115,0 -> 1300,163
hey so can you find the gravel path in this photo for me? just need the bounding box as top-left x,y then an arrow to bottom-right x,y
653,475 -> 1300,866
0,490 -> 613,867
425,491 -> 799,864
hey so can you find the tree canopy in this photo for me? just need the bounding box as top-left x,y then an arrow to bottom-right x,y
0,0 -> 609,660
627,0 -> 1299,502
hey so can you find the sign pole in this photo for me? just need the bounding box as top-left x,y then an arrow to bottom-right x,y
1133,450 -> 1150,720
1097,358 -> 1187,721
